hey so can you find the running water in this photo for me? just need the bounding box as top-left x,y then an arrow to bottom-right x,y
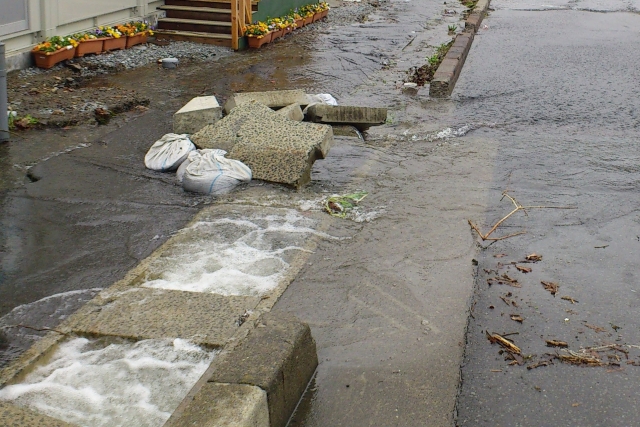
142,209 -> 335,295
0,337 -> 215,427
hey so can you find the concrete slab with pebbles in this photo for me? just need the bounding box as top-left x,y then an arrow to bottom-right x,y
173,95 -> 223,135
165,383 -> 269,427
0,402 -> 78,427
192,102 -> 334,188
276,103 -> 304,122
224,90 -> 309,114
67,288 -> 259,346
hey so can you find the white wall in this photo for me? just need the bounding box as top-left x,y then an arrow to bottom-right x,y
0,0 -> 164,69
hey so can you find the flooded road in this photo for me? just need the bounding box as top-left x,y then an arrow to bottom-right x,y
1,0 -> 637,424
454,1 -> 640,425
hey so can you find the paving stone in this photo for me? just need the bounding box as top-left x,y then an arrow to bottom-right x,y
276,103 -> 304,121
209,312 -> 318,427
192,102 -> 333,188
173,96 -> 223,135
0,401 -> 78,427
305,104 -> 387,130
166,383 -> 269,427
67,288 -> 259,347
224,90 -> 309,114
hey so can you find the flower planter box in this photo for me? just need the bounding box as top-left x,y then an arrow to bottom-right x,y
32,46 -> 76,69
126,33 -> 148,48
247,32 -> 273,48
284,27 -> 293,36
303,16 -> 313,25
312,12 -> 322,22
103,36 -> 127,52
271,29 -> 284,40
295,18 -> 305,28
321,10 -> 329,19
74,38 -> 107,57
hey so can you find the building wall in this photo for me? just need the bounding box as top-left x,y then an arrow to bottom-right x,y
0,0 -> 164,71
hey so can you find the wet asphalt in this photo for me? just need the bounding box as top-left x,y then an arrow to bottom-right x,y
453,1 -> 640,425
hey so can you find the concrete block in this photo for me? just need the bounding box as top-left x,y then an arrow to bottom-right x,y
166,383 -> 269,427
305,104 -> 387,131
209,312 -> 318,427
0,401 -> 78,427
67,288 -> 259,347
224,90 -> 309,114
173,96 -> 223,135
276,103 -> 304,121
193,102 -> 333,188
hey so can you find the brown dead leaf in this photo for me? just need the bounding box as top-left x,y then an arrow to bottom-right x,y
561,296 -> 578,304
545,340 -> 568,348
566,309 -> 578,315
510,314 -> 524,323
584,323 -> 606,333
488,274 -> 521,288
526,253 -> 543,262
572,403 -> 581,407
511,300 -> 519,308
516,265 -> 532,273
494,254 -> 508,258
541,281 -> 559,296
499,296 -> 511,306
527,360 -> 553,370
486,331 -> 521,354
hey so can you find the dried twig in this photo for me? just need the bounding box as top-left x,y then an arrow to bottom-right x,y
486,331 -> 521,354
468,191 -> 577,241
541,281 -> 559,296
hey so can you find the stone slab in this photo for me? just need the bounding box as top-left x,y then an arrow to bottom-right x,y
0,401 -> 78,427
430,32 -> 475,98
224,90 -> 309,114
276,103 -> 304,122
166,383 -> 269,427
305,104 -> 387,131
209,312 -> 318,427
192,102 -> 333,188
173,96 -> 223,135
67,288 -> 259,347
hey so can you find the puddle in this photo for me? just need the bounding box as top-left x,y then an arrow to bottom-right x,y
0,337 -> 215,427
142,209 -> 335,296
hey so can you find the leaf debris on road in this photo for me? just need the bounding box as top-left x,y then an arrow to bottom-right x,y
516,265 -> 532,273
541,281 -> 559,296
545,340 -> 568,347
561,296 -> 578,304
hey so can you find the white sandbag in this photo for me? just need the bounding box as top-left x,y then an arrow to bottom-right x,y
303,93 -> 338,114
182,149 -> 252,195
176,149 -> 202,184
144,133 -> 195,172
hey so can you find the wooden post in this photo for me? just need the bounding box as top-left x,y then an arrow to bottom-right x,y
231,0 -> 239,50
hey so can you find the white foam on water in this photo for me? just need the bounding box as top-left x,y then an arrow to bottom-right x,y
0,337 -> 216,427
143,210 -> 335,296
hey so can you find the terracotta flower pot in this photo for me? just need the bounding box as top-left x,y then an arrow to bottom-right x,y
284,26 -> 293,35
303,16 -> 313,25
32,46 -> 76,69
103,36 -> 127,52
295,18 -> 304,28
74,38 -> 107,57
312,12 -> 322,22
321,10 -> 329,18
126,33 -> 148,48
247,32 -> 273,48
271,29 -> 284,40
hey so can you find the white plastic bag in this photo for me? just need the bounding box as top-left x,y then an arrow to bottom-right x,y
144,133 -> 195,172
304,93 -> 338,114
182,149 -> 252,195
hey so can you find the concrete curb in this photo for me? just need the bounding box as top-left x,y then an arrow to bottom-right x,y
165,312 -> 318,427
429,0 -> 490,98
465,0 -> 491,33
